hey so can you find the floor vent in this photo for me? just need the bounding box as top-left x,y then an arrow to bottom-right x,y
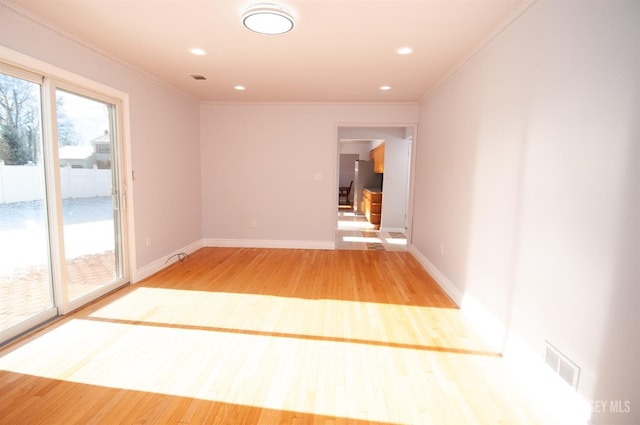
545,341 -> 580,390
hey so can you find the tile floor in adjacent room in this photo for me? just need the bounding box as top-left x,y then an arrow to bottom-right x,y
335,208 -> 407,251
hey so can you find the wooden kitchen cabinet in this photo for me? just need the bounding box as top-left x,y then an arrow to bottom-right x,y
369,143 -> 385,173
362,188 -> 382,227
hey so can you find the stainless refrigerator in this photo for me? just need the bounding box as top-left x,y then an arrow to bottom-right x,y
353,160 -> 382,215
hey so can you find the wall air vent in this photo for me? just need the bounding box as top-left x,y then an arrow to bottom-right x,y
189,74 -> 207,81
545,341 -> 580,390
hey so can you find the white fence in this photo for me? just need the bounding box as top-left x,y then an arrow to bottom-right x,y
0,163 -> 112,203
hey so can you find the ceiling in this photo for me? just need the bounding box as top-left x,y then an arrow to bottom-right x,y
6,0 -> 529,102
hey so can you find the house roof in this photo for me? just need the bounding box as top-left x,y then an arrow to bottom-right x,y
5,0 -> 529,103
90,133 -> 110,144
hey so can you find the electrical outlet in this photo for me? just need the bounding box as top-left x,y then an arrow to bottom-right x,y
250,219 -> 256,228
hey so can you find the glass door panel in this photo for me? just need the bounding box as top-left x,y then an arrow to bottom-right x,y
55,89 -> 123,303
0,61 -> 129,345
0,70 -> 56,337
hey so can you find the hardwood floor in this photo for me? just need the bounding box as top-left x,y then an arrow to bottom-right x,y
0,248 -> 575,424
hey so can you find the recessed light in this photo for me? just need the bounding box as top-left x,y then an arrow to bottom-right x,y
189,48 -> 206,56
234,85 -> 246,91
242,3 -> 295,35
380,85 -> 392,91
396,47 -> 414,55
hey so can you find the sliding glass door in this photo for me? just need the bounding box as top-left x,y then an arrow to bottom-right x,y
0,63 -> 128,343
0,66 -> 56,338
55,89 -> 125,308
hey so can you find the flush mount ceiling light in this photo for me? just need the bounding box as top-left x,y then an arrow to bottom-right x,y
242,3 -> 295,35
380,85 -> 392,91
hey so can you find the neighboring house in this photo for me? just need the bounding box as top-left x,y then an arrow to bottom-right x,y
91,131 -> 111,169
58,131 -> 111,169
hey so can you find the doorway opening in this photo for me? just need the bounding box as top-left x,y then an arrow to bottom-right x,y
335,125 -> 415,251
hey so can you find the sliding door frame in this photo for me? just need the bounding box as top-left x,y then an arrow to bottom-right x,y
0,45 -> 135,334
0,61 -> 58,342
45,79 -> 131,314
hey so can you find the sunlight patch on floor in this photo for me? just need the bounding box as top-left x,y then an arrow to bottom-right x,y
337,220 -> 376,230
385,237 -> 407,246
0,282 -> 592,425
85,288 -> 483,350
0,287 -> 507,424
342,236 -> 382,244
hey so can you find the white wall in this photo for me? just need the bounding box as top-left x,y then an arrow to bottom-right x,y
339,141 -> 370,161
200,103 -> 417,247
379,137 -> 411,230
413,1 -> 639,424
0,4 -> 202,274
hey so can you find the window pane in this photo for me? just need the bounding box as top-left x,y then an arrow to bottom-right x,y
56,89 -> 122,302
0,72 -> 53,332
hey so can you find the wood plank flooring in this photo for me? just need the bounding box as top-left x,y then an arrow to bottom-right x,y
0,248 -> 572,424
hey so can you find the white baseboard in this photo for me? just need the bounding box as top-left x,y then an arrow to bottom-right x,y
408,244 -> 463,306
135,239 -> 334,283
460,292 -> 509,353
408,244 -> 589,423
133,239 -> 204,283
204,238 -> 335,250
409,243 -> 509,351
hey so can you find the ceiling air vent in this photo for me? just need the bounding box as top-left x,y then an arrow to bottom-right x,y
189,74 -> 207,81
545,341 -> 580,390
